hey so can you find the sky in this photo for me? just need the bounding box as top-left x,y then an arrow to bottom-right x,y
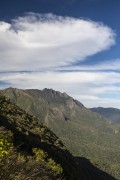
0,0 -> 120,108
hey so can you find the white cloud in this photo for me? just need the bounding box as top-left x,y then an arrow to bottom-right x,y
0,13 -> 115,72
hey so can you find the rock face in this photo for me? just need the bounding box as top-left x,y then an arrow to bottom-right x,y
90,107 -> 120,124
1,87 -> 120,179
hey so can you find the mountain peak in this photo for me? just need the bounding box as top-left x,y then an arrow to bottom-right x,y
43,88 -> 69,98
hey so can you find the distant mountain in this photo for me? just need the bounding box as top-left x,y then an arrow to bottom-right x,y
90,107 -> 120,124
1,87 -> 120,179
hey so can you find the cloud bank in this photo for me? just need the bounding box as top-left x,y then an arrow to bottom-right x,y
0,13 -> 115,72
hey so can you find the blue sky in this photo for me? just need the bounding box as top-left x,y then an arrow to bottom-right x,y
0,0 -> 120,108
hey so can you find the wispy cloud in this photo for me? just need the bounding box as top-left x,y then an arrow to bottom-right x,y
57,59 -> 120,71
0,13 -> 115,72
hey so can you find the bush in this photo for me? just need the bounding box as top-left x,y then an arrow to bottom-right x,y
32,148 -> 63,175
48,158 -> 63,175
32,148 -> 48,162
0,127 -> 13,158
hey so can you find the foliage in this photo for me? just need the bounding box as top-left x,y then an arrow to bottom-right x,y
0,126 -> 63,180
0,151 -> 60,180
33,148 -> 63,175
47,158 -> 63,175
33,148 -> 48,162
0,127 -> 13,158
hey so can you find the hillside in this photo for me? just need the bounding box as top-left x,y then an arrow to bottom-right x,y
1,87 -> 120,179
0,126 -> 61,180
0,94 -> 117,180
90,107 -> 120,124
0,94 -> 90,180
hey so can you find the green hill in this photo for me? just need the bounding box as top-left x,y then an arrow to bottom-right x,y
0,94 -> 116,180
0,94 -> 89,180
1,87 -> 120,179
90,107 -> 120,124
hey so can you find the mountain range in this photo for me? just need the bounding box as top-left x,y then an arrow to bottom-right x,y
1,87 -> 120,179
90,107 -> 120,124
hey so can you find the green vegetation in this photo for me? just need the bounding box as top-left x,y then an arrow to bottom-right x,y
33,148 -> 63,175
0,94 -> 91,180
0,127 -> 13,158
0,127 -> 63,179
1,88 -> 120,179
0,151 -> 60,179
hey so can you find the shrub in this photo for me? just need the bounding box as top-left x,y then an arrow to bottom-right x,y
48,158 -> 63,175
0,128 -> 13,158
32,148 -> 63,175
32,148 -> 48,162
